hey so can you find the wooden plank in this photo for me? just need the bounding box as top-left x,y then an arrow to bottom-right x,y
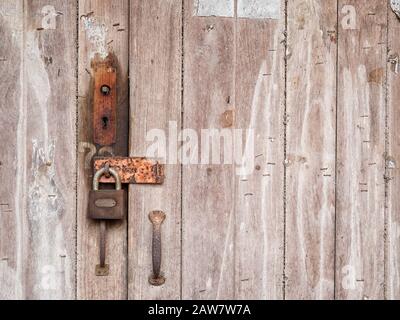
234,0 -> 285,300
182,0 -> 235,299
336,0 -> 386,300
386,1 -> 400,300
129,0 -> 182,299
285,0 -> 337,299
0,0 -> 77,299
77,0 -> 129,299
0,0 -> 25,299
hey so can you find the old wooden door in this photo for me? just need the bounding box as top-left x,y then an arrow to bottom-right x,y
0,0 -> 399,300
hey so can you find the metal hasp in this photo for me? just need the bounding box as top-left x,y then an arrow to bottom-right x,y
93,157 -> 164,184
93,60 -> 117,146
89,166 -> 126,276
148,211 -> 166,286
90,159 -> 164,277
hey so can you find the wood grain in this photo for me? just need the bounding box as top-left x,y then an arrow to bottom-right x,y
0,0 -> 25,299
336,0 -> 386,300
77,0 -> 129,299
2,0 -> 400,300
182,0 -> 235,300
285,0 -> 337,299
129,0 -> 182,299
234,0 -> 285,300
0,0 -> 77,299
386,1 -> 400,300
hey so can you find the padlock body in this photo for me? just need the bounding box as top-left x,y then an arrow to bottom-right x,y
88,189 -> 125,220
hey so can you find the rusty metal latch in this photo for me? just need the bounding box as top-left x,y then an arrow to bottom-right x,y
93,157 -> 164,184
88,58 -> 165,277
90,159 -> 164,277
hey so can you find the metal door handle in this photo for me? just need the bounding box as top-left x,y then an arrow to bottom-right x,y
148,210 -> 166,286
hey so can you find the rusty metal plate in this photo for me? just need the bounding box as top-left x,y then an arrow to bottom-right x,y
95,264 -> 109,276
93,60 -> 117,146
93,157 -> 164,184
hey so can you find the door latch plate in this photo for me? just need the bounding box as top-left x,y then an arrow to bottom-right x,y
93,60 -> 117,146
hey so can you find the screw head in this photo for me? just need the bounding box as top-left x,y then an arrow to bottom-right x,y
100,85 -> 111,96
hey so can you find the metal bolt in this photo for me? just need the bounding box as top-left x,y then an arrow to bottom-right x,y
100,85 -> 111,96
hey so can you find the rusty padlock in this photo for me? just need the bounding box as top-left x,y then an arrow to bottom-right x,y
88,166 -> 125,220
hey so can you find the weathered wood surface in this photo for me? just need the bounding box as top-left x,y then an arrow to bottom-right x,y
234,0 -> 285,300
285,0 -> 337,299
77,0 -> 129,299
0,0 -> 77,299
182,0 -> 236,299
387,1 -> 400,300
2,0 -> 400,300
0,0 -> 25,300
129,0 -> 182,299
336,0 -> 387,300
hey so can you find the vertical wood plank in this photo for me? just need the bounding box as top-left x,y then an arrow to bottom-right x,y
182,0 -> 235,299
234,0 -> 285,300
285,0 -> 337,299
0,0 -> 77,299
24,0 -> 77,299
129,0 -> 182,299
386,1 -> 400,300
0,0 -> 25,299
77,0 -> 129,299
336,0 -> 386,300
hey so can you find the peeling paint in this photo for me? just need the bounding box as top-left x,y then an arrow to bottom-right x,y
391,0 -> 400,19
28,140 -> 64,221
194,0 -> 234,17
387,156 -> 396,169
237,0 -> 280,19
81,16 -> 109,59
193,0 -> 280,19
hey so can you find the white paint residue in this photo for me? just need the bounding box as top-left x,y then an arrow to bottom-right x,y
18,29 -> 69,298
236,60 -> 266,176
391,0 -> 400,19
14,12 -> 26,298
343,66 -> 364,287
28,140 -> 64,221
206,278 -> 213,289
29,139 -> 67,299
81,16 -> 109,59
237,0 -> 280,19
26,32 -> 50,147
194,0 -> 234,17
0,262 -> 20,299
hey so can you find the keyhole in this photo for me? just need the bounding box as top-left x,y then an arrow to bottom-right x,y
102,116 -> 109,129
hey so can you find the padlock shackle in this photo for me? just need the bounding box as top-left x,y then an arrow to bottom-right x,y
93,167 -> 122,190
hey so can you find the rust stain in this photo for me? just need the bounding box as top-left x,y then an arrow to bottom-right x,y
94,157 -> 164,184
327,30 -> 336,44
368,68 -> 384,84
92,55 -> 117,146
220,109 -> 235,128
